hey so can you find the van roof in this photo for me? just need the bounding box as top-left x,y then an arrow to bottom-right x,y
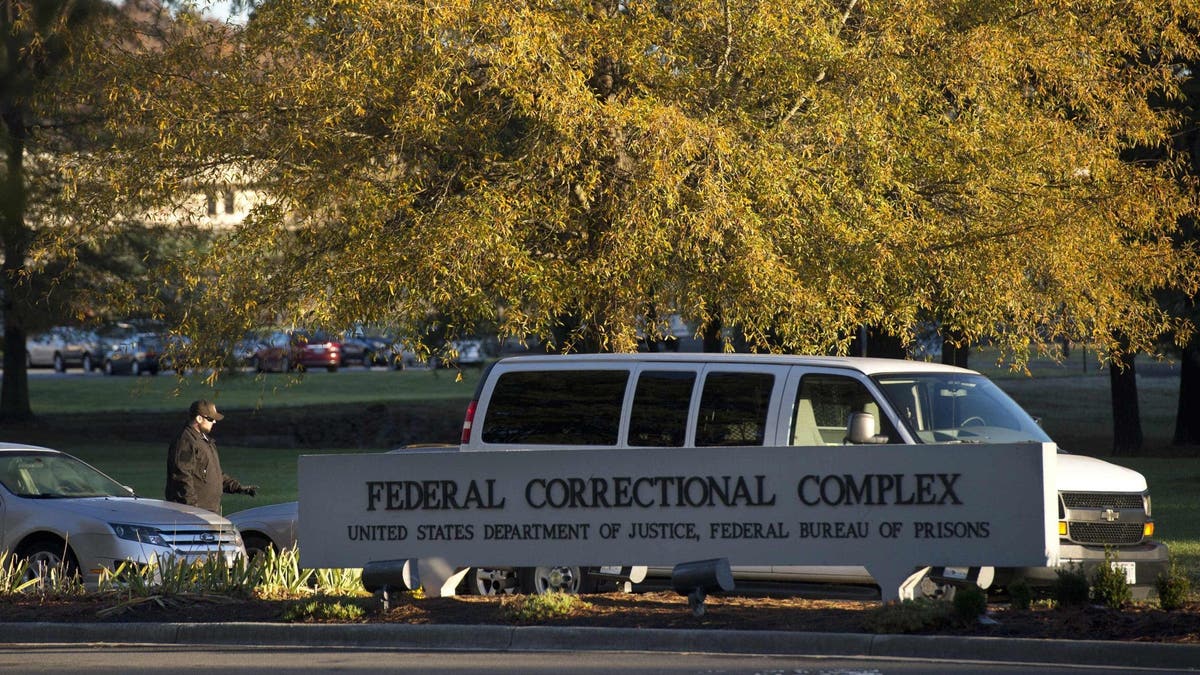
493,353 -> 977,376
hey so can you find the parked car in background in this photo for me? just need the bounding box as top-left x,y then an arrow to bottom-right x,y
251,330 -> 342,373
25,327 -> 99,372
101,333 -> 162,376
0,443 -> 244,586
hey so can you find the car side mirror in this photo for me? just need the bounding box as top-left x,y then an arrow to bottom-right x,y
846,412 -> 889,444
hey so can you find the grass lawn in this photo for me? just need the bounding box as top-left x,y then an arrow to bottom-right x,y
24,367 -> 483,415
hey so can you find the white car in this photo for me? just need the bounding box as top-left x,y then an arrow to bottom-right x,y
0,443 -> 244,584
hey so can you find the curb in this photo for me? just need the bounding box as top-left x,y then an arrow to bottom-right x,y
3,623 -> 1199,670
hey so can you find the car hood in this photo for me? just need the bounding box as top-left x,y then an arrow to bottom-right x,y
1056,454 -> 1147,493
34,497 -> 233,528
226,501 -> 298,526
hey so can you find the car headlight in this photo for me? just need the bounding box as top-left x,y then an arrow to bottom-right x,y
110,523 -> 170,547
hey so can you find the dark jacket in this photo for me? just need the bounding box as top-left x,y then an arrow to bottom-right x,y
165,425 -> 244,514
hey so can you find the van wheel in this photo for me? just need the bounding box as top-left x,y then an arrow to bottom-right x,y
82,354 -> 92,372
467,567 -> 519,595
53,353 -> 65,373
914,573 -> 958,601
518,565 -> 586,595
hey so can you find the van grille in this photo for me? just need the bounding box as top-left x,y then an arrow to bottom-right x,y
1068,522 -> 1145,545
1061,492 -> 1144,510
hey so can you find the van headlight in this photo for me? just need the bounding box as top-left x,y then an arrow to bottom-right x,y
110,523 -> 169,547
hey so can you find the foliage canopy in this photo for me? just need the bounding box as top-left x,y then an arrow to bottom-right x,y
73,0 -> 1200,364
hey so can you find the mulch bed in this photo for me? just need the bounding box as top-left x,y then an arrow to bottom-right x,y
3,592 -> 1200,643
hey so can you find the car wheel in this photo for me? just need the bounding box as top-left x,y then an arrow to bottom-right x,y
518,565 -> 586,595
362,351 -> 375,369
148,367 -> 159,376
53,353 -> 65,373
26,353 -> 32,368
241,533 -> 277,560
282,357 -> 292,372
103,360 -> 115,375
82,354 -> 92,372
16,537 -> 80,582
467,567 -> 520,595
131,361 -> 141,376
326,365 -> 338,373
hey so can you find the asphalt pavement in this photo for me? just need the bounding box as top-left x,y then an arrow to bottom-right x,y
2,622 -> 1198,671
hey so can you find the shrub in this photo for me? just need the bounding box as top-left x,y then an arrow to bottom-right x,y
501,592 -> 586,622
861,598 -> 954,634
1007,580 -> 1033,611
1053,564 -> 1090,607
1156,565 -> 1192,612
281,597 -> 366,622
1090,551 -> 1132,610
952,585 -> 988,623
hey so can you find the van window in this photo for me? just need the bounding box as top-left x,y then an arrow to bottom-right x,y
792,374 -> 899,445
481,370 -> 629,445
628,370 -> 696,447
695,372 -> 774,446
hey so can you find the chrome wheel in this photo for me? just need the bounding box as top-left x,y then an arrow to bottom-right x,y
467,567 -> 519,595
520,565 -> 583,594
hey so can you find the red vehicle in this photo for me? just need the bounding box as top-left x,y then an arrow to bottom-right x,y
251,330 -> 342,372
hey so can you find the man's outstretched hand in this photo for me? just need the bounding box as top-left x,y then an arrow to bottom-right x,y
240,485 -> 259,497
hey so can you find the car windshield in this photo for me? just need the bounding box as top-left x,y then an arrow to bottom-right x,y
0,452 -> 132,499
873,373 -> 1052,445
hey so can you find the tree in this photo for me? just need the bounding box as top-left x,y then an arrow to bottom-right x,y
1,0 -> 123,420
78,1 -> 1200,369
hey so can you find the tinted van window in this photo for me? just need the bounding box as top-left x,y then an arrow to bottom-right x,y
628,370 -> 696,447
792,374 -> 899,445
695,372 -> 774,446
481,370 -> 628,445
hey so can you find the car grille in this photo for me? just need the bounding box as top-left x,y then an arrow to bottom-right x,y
160,527 -> 241,554
1067,522 -> 1145,545
1060,492 -> 1144,510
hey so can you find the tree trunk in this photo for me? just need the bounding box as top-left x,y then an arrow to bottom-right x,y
1109,350 -> 1143,456
1174,340 -> 1200,447
1,101 -> 33,421
850,326 -> 907,359
702,312 -> 724,353
941,329 -> 970,368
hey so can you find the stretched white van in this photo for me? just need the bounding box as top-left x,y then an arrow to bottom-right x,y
459,353 -> 1168,598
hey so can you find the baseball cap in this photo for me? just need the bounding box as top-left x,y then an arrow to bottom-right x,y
189,399 -> 225,421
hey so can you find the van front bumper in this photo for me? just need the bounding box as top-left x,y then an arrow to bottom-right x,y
997,540 -> 1170,599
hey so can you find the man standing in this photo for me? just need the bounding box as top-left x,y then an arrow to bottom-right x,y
166,399 -> 257,514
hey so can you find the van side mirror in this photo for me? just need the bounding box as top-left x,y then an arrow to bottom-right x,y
846,412 -> 889,444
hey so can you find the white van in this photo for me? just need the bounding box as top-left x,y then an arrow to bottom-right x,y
458,353 -> 1168,598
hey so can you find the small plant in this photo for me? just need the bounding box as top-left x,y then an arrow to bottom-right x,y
311,567 -> 365,596
249,548 -> 315,599
0,553 -> 44,596
501,592 -> 586,622
861,598 -> 954,634
1090,550 -> 1132,610
281,597 -> 367,622
1053,564 -> 1090,607
952,585 -> 988,623
1007,580 -> 1033,611
1156,564 -> 1192,612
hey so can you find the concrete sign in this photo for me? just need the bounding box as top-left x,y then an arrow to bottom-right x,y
299,443 -> 1058,600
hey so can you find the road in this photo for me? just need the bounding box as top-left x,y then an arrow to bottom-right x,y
0,645 -> 1187,675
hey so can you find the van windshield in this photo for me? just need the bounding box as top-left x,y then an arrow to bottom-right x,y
873,373 -> 1052,445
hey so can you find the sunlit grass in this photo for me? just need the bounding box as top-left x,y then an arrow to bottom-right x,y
27,368 -> 481,415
